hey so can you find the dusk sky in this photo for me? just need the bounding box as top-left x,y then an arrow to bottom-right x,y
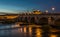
0,0 -> 60,13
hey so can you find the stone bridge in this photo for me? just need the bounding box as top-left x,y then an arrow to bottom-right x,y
16,14 -> 60,25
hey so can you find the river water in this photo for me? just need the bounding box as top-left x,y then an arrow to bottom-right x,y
0,24 -> 60,37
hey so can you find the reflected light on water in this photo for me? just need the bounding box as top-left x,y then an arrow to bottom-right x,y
24,26 -> 27,33
20,28 -> 23,32
18,28 -> 23,32
14,24 -> 20,27
11,24 -> 20,28
29,26 -> 32,35
36,28 -> 42,37
50,34 -> 57,37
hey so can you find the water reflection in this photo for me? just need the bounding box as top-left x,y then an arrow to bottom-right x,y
24,26 -> 27,33
0,24 -> 59,37
29,26 -> 32,35
50,34 -> 57,37
36,28 -> 42,37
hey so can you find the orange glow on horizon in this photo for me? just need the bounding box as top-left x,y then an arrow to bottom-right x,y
5,16 -> 18,19
0,15 -> 18,19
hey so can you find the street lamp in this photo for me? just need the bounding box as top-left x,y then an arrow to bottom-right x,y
45,10 -> 48,14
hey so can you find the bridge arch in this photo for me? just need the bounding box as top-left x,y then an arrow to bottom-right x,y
30,17 -> 35,23
50,17 -> 55,21
55,18 -> 60,25
39,17 -> 48,25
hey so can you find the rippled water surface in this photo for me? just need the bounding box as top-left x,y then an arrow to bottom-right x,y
0,24 -> 60,37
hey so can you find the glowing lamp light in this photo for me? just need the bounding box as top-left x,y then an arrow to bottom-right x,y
46,10 -> 48,13
52,8 -> 55,11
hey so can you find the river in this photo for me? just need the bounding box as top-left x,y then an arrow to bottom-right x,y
0,24 -> 60,37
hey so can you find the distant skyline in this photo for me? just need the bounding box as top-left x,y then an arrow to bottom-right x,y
0,0 -> 60,14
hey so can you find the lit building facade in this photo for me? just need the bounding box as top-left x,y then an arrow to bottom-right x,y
33,10 -> 42,14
